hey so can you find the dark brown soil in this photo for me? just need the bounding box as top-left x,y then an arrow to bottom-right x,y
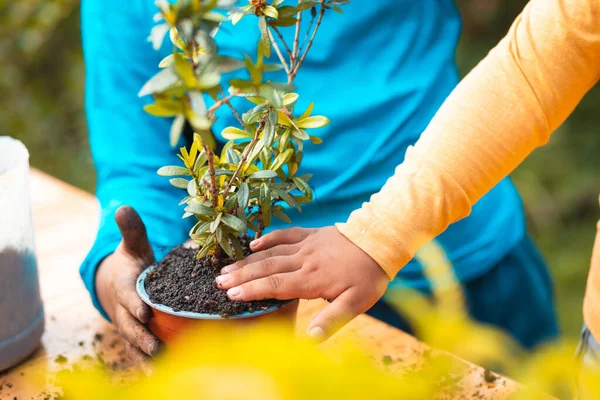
144,237 -> 284,316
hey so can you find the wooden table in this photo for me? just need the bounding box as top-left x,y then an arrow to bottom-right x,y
0,169 -> 520,399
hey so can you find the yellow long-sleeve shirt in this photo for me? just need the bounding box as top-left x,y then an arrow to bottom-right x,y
337,0 -> 600,336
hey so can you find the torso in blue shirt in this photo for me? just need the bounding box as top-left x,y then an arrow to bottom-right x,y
82,0 -> 526,298
207,1 -> 525,287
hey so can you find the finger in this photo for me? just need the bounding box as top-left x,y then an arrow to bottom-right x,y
249,227 -> 314,252
124,340 -> 153,375
306,289 -> 363,342
217,256 -> 300,289
115,206 -> 155,265
221,245 -> 298,274
115,273 -> 152,324
227,271 -> 311,301
115,306 -> 162,357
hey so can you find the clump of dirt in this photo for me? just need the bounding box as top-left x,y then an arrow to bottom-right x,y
144,237 -> 284,316
483,369 -> 498,383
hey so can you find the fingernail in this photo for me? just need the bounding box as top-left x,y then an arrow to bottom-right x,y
221,264 -> 238,274
227,287 -> 242,299
216,274 -> 231,286
137,307 -> 149,323
308,326 -> 326,341
250,239 -> 260,249
149,342 -> 165,358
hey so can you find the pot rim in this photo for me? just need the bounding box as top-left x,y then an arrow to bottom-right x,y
136,265 -> 294,320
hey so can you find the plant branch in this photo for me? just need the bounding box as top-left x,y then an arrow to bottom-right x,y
271,25 -> 294,60
218,88 -> 246,130
204,144 -> 219,209
268,29 -> 291,76
222,118 -> 265,199
291,3 -> 325,80
292,3 -> 302,68
207,93 -> 235,116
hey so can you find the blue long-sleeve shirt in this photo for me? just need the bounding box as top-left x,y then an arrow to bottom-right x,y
80,0 -> 525,319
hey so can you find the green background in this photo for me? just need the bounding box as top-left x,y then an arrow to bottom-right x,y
3,0 -> 599,340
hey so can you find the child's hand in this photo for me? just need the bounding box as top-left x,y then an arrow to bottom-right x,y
216,226 -> 389,341
95,206 -> 162,369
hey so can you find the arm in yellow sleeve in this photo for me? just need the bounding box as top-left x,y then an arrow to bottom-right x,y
337,0 -> 600,279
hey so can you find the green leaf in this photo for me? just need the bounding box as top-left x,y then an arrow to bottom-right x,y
170,115 -> 185,147
332,6 -> 343,13
271,148 -> 294,171
291,128 -> 310,140
159,54 -> 174,68
273,187 -> 298,210
292,176 -> 312,199
259,85 -> 282,108
258,16 -> 271,58
298,1 -> 318,11
277,5 -> 298,18
169,178 -> 190,189
273,208 -> 292,224
215,169 -> 234,176
224,193 -> 238,210
260,183 -> 272,225
210,212 -> 223,233
263,119 -> 275,148
144,102 -> 180,117
157,166 -> 191,176
174,53 -> 198,88
309,135 -> 323,145
221,213 -> 247,232
283,93 -> 299,106
230,235 -> 244,260
296,116 -> 330,129
217,232 -> 234,257
196,242 -> 214,259
277,110 -> 294,127
139,67 -> 179,97
263,5 -> 279,18
272,17 -> 298,27
222,127 -> 253,140
299,102 -> 314,120
190,220 -> 211,236
148,23 -> 169,50
238,182 -> 250,209
187,179 -> 197,196
226,148 -> 241,164
193,151 -> 208,173
249,170 -> 278,179
185,202 -> 217,216
215,56 -> 245,74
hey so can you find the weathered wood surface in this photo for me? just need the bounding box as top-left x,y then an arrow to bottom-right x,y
0,169 -> 521,399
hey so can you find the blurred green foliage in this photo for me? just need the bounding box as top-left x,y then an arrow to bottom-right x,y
3,0 -> 599,340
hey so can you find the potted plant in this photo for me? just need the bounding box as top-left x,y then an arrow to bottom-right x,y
135,0 -> 349,344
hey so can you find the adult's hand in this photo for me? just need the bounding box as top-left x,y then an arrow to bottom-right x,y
216,226 -> 389,341
95,206 -> 162,368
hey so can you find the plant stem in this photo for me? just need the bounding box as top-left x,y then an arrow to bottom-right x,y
207,93 -> 235,116
256,207 -> 265,239
268,29 -> 291,75
292,3 -> 302,68
203,143 -> 221,258
218,87 -> 246,130
291,2 -> 325,80
271,25 -> 294,61
204,145 -> 219,209
222,118 -> 265,198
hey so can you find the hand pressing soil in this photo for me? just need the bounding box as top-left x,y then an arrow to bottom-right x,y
144,237 -> 284,316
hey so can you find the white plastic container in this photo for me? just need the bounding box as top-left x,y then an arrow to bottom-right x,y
0,137 -> 44,371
